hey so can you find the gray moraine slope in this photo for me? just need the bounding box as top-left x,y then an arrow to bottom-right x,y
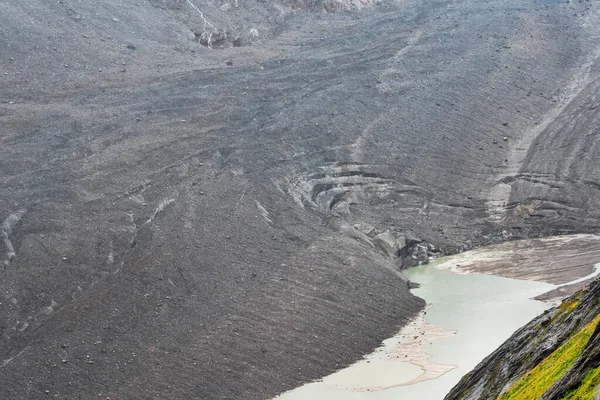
1,0 -> 600,398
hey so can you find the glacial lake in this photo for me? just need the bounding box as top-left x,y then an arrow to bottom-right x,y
275,262 -> 556,400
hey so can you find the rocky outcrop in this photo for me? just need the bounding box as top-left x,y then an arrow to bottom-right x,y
445,280 -> 600,400
399,236 -> 441,269
363,228 -> 440,268
542,322 -> 600,399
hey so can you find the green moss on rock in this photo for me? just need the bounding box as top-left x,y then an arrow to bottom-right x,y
500,314 -> 600,400
560,367 -> 600,400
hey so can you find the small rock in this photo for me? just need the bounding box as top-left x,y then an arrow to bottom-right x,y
407,280 -> 421,289
225,60 -> 233,66
503,136 -> 508,141
126,44 -> 136,50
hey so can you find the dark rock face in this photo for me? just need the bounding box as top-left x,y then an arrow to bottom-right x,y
445,280 -> 600,400
542,321 -> 600,400
1,0 -> 600,399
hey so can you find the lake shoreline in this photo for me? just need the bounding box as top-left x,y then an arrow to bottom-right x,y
356,306 -> 458,392
275,235 -> 600,400
275,234 -> 600,400
275,260 -> 553,398
434,234 -> 600,301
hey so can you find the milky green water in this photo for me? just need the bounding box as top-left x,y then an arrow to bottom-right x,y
395,265 -> 554,399
276,264 -> 556,400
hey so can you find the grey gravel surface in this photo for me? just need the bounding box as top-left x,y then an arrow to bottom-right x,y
1,0 -> 600,398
